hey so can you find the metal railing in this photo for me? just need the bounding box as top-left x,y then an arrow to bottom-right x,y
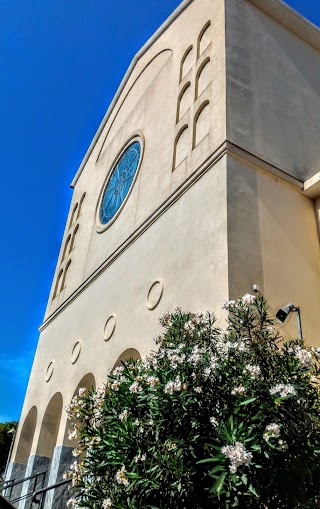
32,479 -> 71,509
1,471 -> 47,504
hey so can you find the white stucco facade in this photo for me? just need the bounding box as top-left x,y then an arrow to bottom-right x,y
6,1 -> 320,507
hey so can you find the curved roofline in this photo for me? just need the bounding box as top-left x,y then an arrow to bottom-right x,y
71,0 -> 194,188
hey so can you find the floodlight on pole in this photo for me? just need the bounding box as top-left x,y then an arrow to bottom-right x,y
276,303 -> 303,343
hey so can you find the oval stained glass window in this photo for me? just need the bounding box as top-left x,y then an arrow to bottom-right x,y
99,140 -> 141,225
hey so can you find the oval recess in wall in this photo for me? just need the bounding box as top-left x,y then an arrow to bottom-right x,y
104,313 -> 117,341
45,360 -> 55,382
147,278 -> 164,310
71,340 -> 82,364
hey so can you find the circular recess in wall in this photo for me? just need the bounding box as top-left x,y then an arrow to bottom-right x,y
104,313 -> 117,341
147,278 -> 164,310
71,340 -> 82,364
45,360 -> 55,382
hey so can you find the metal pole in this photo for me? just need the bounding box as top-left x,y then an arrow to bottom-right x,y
295,307 -> 303,343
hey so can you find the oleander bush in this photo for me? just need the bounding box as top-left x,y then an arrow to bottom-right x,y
65,296 -> 320,509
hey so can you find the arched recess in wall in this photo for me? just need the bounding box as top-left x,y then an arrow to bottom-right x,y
193,101 -> 210,148
173,125 -> 189,170
63,373 -> 96,447
113,349 -> 141,369
13,406 -> 37,464
197,21 -> 211,58
36,393 -> 63,459
53,269 -> 63,299
179,45 -> 193,82
97,49 -> 172,160
69,203 -> 78,229
61,260 -> 71,290
77,193 -> 86,219
176,82 -> 191,123
69,224 -> 79,253
62,235 -> 71,261
195,57 -> 210,100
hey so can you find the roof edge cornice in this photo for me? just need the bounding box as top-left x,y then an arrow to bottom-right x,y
248,0 -> 320,51
70,0 -> 194,188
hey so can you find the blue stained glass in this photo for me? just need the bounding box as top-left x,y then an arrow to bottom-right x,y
99,141 -> 141,225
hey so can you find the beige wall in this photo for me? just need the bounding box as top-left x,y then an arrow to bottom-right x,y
226,0 -> 320,181
44,0 -> 226,320
12,0 -> 320,474
227,155 -> 320,346
12,153 -> 228,460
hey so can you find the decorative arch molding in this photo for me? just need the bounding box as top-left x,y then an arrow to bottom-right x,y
176,82 -> 191,123
193,100 -> 210,148
179,45 -> 193,82
173,124 -> 189,170
53,269 -> 63,299
77,192 -> 86,219
69,224 -> 79,253
61,259 -> 72,291
69,203 -> 78,229
62,235 -> 71,261
13,406 -> 37,464
197,21 -> 211,59
36,393 -> 63,459
63,373 -> 96,446
195,57 -> 210,100
97,49 -> 173,162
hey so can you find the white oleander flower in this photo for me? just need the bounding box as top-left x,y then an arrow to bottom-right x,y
210,416 -> 219,427
263,423 -> 281,441
222,300 -> 236,310
243,364 -> 261,379
67,498 -> 78,508
119,409 -> 129,421
241,294 -> 256,305
115,466 -> 129,487
129,381 -> 142,393
221,442 -> 252,473
231,386 -> 246,396
102,498 -> 112,508
294,346 -> 312,367
270,383 -> 296,398
112,366 -> 124,376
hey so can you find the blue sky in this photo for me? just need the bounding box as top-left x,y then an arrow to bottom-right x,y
0,0 -> 319,424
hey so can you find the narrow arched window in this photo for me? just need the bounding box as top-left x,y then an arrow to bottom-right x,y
193,100 -> 210,148
195,57 -> 210,100
53,269 -> 63,299
176,82 -> 191,123
69,224 -> 79,253
197,21 -> 211,59
69,203 -> 78,229
179,45 -> 193,82
61,260 -> 71,290
173,125 -> 189,170
62,234 -> 71,261
77,192 -> 86,219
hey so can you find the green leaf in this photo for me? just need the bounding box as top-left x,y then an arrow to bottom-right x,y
248,484 -> 259,497
239,397 -> 257,406
209,472 -> 227,494
209,464 -> 224,475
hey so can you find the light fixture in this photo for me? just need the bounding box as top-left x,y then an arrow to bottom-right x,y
276,303 -> 303,342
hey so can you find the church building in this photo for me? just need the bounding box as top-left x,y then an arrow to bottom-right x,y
5,0 -> 320,507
